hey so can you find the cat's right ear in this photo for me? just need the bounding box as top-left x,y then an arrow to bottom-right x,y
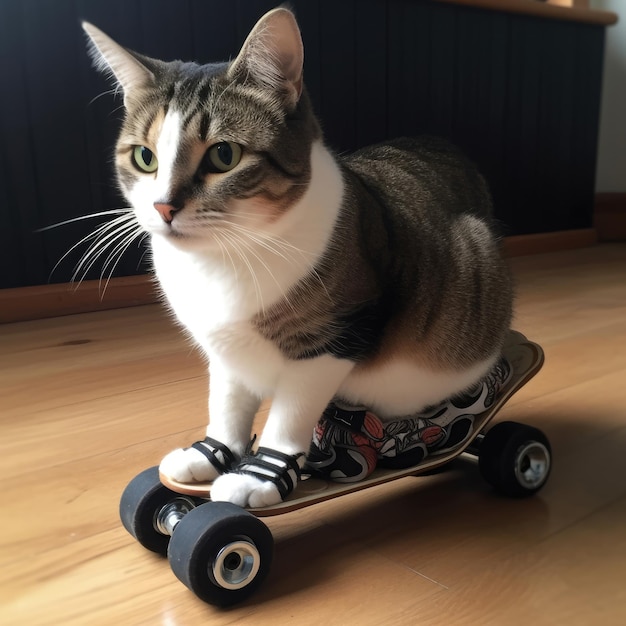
82,22 -> 155,105
227,8 -> 304,109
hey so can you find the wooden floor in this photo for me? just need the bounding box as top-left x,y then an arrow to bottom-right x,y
2,244 -> 626,625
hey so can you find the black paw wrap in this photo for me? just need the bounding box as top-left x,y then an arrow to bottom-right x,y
237,447 -> 303,500
189,436 -> 237,474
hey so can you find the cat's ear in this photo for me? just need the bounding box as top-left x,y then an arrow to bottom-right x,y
228,8 -> 304,108
82,22 -> 155,104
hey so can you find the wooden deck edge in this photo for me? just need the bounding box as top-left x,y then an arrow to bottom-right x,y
594,193 -> 626,242
0,228 -> 601,323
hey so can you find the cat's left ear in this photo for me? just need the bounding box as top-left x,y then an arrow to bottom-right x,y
82,22 -> 156,105
228,8 -> 304,108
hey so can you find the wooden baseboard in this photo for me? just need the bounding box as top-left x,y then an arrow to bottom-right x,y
502,227 -> 597,257
594,193 -> 626,242
0,275 -> 158,324
0,228 -> 600,323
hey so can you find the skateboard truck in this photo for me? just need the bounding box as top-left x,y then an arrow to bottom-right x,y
119,330 -> 550,607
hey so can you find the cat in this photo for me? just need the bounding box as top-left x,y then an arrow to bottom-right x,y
83,7 -> 513,508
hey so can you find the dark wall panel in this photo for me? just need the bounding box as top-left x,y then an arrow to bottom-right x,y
0,0 -> 607,289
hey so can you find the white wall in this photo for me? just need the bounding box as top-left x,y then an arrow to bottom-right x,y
591,0 -> 626,192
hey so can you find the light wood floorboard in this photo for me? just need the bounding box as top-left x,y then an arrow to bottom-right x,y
1,244 -> 625,625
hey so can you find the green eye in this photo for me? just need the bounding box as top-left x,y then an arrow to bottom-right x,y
205,141 -> 242,173
132,146 -> 158,173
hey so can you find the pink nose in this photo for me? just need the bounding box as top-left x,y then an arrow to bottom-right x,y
153,202 -> 178,223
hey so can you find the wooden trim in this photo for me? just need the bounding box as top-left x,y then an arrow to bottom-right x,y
1,229 -> 599,323
547,1 -> 589,10
594,193 -> 626,242
0,275 -> 159,324
503,228 -> 598,257
437,0 -> 618,25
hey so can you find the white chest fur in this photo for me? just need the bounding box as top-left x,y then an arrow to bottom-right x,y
149,142 -> 344,395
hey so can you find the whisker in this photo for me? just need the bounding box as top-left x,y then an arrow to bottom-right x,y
37,209 -> 131,232
219,218 -> 318,259
99,224 -> 143,280
135,234 -> 151,271
216,220 -> 332,305
100,227 -> 145,297
237,235 -> 299,316
221,230 -> 264,314
88,88 -> 119,107
217,231 -> 239,283
47,214 -> 134,281
221,222 -> 295,264
79,223 -> 138,282
72,218 -> 138,286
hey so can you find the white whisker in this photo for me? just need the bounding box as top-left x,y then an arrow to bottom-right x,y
47,213 -> 134,281
221,230 -> 264,314
88,88 -> 119,107
71,216 -> 136,279
100,226 -> 145,297
135,233 -> 151,271
224,229 -> 299,316
80,224 -> 138,282
100,224 -> 143,276
219,232 -> 240,283
215,219 -> 332,306
71,217 -> 139,286
37,209 -> 131,232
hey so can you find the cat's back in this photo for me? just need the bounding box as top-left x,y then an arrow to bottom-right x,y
331,135 -> 512,373
342,136 -> 493,223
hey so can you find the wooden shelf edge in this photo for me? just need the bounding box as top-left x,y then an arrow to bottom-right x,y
437,0 -> 618,26
1,229 -> 599,323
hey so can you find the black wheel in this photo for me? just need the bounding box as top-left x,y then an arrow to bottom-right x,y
168,501 -> 274,607
478,421 -> 551,497
119,466 -> 197,555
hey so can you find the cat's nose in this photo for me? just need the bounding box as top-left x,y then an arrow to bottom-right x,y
153,202 -> 178,224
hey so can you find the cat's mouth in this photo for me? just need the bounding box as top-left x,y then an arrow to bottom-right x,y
153,218 -> 225,249
164,225 -> 200,246
164,224 -> 186,238
145,218 -> 191,243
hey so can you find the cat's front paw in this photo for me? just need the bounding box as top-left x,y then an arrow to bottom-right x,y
209,446 -> 302,507
210,473 -> 282,508
159,447 -> 221,483
159,437 -> 238,484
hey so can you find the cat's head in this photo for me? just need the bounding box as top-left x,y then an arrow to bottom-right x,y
83,8 -> 319,249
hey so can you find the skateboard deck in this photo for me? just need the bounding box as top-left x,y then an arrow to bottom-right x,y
161,330 -> 544,516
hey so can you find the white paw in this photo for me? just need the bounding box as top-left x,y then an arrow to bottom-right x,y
210,473 -> 282,508
159,447 -> 221,483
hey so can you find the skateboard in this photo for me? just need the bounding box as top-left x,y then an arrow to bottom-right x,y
120,330 -> 549,607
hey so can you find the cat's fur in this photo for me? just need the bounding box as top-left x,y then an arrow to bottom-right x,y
83,8 -> 513,507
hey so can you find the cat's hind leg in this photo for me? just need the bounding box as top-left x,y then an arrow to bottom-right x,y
159,365 -> 260,483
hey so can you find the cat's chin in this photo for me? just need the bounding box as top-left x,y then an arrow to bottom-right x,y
152,227 -> 222,253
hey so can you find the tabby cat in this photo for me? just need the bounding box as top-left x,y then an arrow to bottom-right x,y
83,7 -> 513,507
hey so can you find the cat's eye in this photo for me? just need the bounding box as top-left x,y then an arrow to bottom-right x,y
132,146 -> 158,173
204,142 -> 243,173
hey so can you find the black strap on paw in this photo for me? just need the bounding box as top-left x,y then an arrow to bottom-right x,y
237,447 -> 304,500
188,436 -> 237,475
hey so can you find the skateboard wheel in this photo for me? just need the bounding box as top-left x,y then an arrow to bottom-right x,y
168,501 -> 273,607
478,421 -> 551,497
119,466 -> 198,555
